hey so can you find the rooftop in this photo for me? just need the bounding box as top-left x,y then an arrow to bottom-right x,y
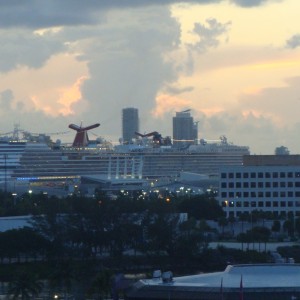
143,264 -> 300,289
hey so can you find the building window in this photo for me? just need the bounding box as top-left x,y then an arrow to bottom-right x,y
258,182 -> 264,188
229,173 -> 234,178
243,192 -> 249,198
251,182 -> 256,188
288,182 -> 293,188
295,172 -> 300,178
266,192 -> 271,197
229,192 -> 234,197
273,182 -> 278,188
295,182 -> 300,187
280,182 -> 286,188
236,172 -> 241,178
251,201 -> 256,207
280,201 -> 286,207
295,192 -> 300,197
288,191 -> 293,197
251,192 -> 256,197
258,172 -> 263,178
258,201 -> 264,207
273,172 -> 278,178
251,172 -> 256,178
221,173 -> 227,178
265,172 -> 271,178
288,172 -> 293,178
236,201 -> 242,207
266,201 -> 271,207
243,173 -> 249,178
273,191 -> 278,197
288,201 -> 293,207
221,182 -> 227,188
221,192 -> 227,198
265,182 -> 271,188
236,182 -> 241,188
229,201 -> 234,207
244,201 -> 249,207
243,182 -> 249,188
280,172 -> 286,178
280,191 -> 286,197
236,192 -> 242,198
229,182 -> 234,188
258,192 -> 264,198
273,201 -> 278,207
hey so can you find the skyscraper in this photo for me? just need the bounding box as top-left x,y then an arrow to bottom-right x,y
122,107 -> 139,144
173,110 -> 195,147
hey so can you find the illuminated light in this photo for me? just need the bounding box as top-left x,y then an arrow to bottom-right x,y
28,190 -> 32,194
166,198 -> 170,202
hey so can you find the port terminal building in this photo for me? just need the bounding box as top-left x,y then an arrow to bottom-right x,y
125,264 -> 300,300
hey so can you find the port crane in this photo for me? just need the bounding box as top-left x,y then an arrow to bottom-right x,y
135,131 -> 172,146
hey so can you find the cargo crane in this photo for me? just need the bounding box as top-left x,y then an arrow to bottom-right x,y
135,131 -> 172,146
69,123 -> 100,147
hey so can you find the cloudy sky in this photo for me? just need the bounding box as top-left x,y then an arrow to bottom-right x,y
0,0 -> 299,154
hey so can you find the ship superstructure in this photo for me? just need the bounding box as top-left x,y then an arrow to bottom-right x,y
0,124 -> 250,192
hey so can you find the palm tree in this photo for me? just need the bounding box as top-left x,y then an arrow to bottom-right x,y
8,271 -> 43,300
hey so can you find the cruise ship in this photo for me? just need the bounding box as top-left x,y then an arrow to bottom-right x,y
0,124 -> 250,192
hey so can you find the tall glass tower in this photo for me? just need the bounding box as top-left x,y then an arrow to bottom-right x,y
173,110 -> 195,147
122,107 -> 139,144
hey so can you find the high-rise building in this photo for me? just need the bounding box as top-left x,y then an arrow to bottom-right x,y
173,110 -> 195,147
122,107 -> 139,144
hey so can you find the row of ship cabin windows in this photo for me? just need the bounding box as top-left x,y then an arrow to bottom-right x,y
221,171 -> 300,179
221,181 -> 300,188
221,191 -> 300,198
221,200 -> 300,208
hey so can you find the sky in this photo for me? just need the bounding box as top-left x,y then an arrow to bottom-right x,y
0,0 -> 300,154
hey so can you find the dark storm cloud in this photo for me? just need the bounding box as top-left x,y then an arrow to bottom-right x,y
72,7 -> 181,136
229,0 -> 270,7
0,0 -> 281,29
286,34 -> 300,49
0,29 -> 65,72
189,18 -> 231,53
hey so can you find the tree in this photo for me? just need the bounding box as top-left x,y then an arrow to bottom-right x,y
295,218 -> 300,237
283,219 -> 294,237
88,269 -> 112,300
218,217 -> 228,236
177,195 -> 224,220
272,220 -> 281,235
8,271 -> 43,300
251,226 -> 271,252
48,262 -> 75,300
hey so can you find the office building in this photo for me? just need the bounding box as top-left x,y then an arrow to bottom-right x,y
122,108 -> 139,144
173,110 -> 195,147
218,155 -> 300,218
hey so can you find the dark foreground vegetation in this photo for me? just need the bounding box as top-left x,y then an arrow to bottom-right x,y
0,190 -> 294,299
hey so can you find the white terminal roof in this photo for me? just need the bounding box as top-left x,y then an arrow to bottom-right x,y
143,264 -> 300,289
